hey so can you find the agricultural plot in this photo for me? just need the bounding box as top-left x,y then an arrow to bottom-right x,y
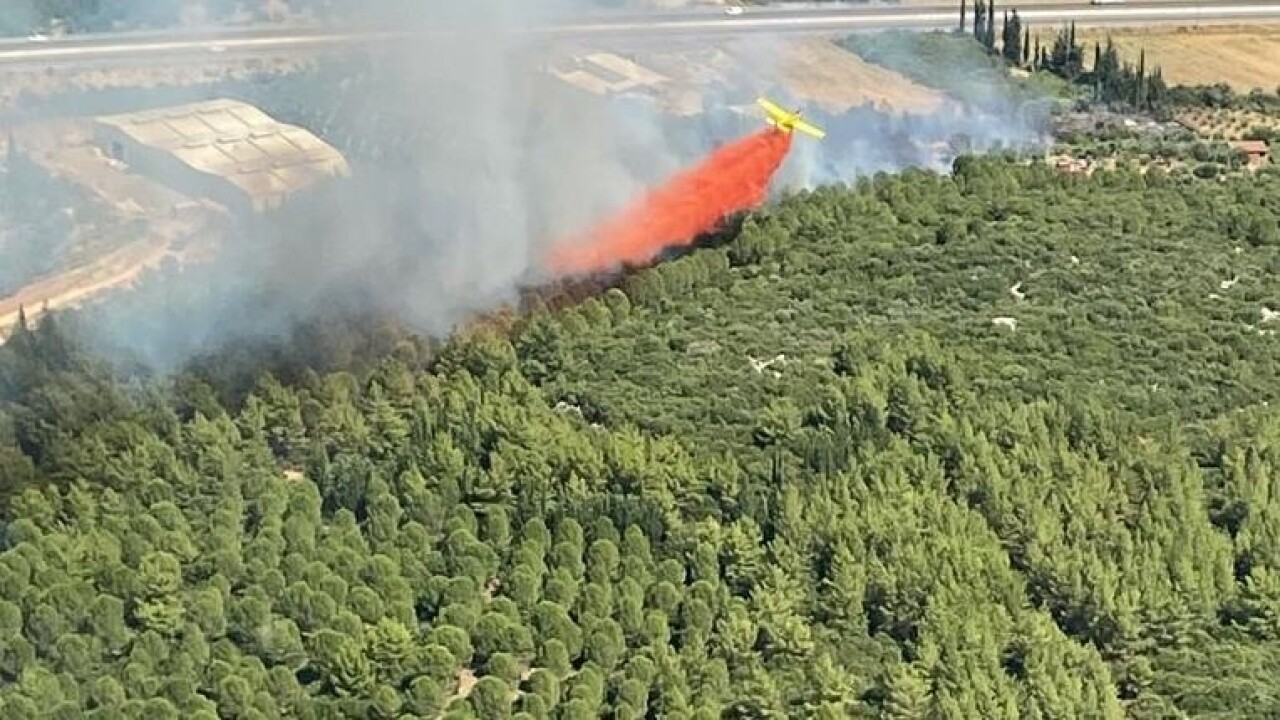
1176,108 -> 1280,140
1033,25 -> 1280,91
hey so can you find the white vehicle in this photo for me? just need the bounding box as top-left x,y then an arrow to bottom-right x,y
724,5 -> 745,15
1090,0 -> 1125,5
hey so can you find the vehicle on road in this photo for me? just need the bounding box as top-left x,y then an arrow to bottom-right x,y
724,5 -> 745,15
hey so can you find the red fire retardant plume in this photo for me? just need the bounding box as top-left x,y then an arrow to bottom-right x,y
548,128 -> 793,277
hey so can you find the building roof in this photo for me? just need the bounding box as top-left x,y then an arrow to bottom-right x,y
551,52 -> 670,97
93,98 -> 350,207
584,53 -> 669,87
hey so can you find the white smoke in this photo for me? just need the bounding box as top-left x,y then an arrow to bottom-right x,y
65,0 -> 709,369
24,4 -> 1051,370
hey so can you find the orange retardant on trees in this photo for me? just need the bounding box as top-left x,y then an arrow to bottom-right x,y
547,128 -> 793,277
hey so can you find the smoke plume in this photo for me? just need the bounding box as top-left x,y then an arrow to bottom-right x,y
71,0 -> 708,370
10,2 -> 1051,371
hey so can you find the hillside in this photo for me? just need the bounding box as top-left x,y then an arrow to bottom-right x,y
1,155 -> 1280,717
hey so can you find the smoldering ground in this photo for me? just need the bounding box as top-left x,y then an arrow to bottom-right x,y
68,14 -> 1050,372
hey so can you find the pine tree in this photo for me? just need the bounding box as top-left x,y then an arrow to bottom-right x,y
882,662 -> 931,720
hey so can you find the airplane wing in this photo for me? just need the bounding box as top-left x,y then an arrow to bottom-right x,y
791,118 -> 826,140
756,97 -> 791,122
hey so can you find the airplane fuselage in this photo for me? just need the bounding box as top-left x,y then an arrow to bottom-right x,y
756,96 -> 826,140
769,112 -> 804,133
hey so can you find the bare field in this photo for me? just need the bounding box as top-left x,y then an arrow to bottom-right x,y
600,37 -> 948,116
1032,24 -> 1280,91
0,120 -> 227,344
765,38 -> 952,114
0,236 -> 171,341
0,219 -> 223,344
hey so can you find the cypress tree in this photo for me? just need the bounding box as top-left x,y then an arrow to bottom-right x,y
986,0 -> 997,50
1149,66 -> 1166,107
1002,10 -> 1011,60
1136,48 -> 1147,108
1002,9 -> 1023,64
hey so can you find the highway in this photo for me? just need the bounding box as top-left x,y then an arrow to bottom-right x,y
2,1 -> 1280,68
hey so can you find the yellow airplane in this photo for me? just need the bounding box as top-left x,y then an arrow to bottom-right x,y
756,97 -> 826,140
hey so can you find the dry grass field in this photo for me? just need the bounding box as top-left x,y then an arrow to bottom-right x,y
762,38 -> 953,114
605,38 -> 951,116
1032,24 -> 1280,91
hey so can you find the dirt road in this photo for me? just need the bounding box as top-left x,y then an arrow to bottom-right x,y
0,234 -> 176,341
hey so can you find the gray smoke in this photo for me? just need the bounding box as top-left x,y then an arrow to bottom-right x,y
3,1 -> 199,34
71,0 -> 706,370
49,0 -> 721,368
21,5 -> 1052,371
720,29 -> 1051,190
0,4 -> 37,36
776,102 -> 1049,190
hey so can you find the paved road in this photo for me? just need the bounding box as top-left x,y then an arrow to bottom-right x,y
3,1 -> 1280,68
